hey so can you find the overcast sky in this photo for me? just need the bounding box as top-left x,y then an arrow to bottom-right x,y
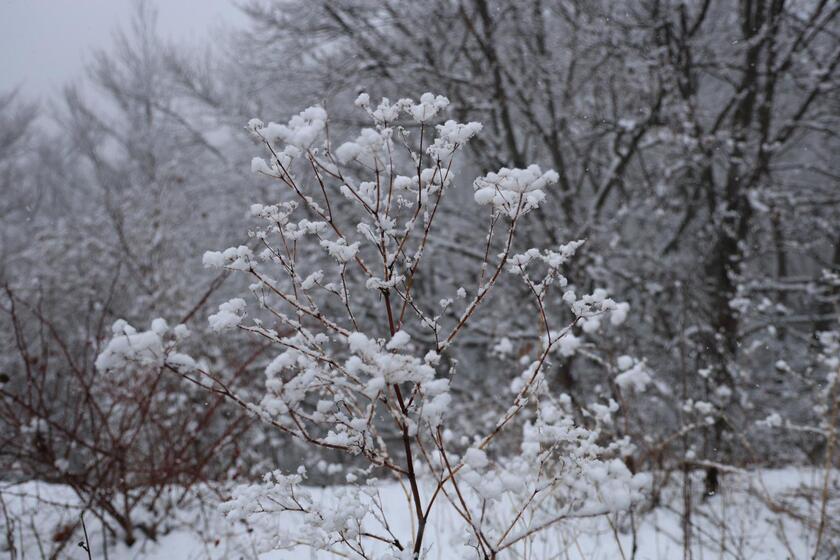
0,0 -> 246,98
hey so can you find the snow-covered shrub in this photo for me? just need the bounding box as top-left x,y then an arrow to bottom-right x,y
0,288 -> 250,548
98,93 -> 648,558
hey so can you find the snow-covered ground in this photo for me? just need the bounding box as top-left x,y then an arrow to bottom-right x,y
2,468 -> 836,559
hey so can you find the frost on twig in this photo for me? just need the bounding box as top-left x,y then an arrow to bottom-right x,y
96,93 -> 650,559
